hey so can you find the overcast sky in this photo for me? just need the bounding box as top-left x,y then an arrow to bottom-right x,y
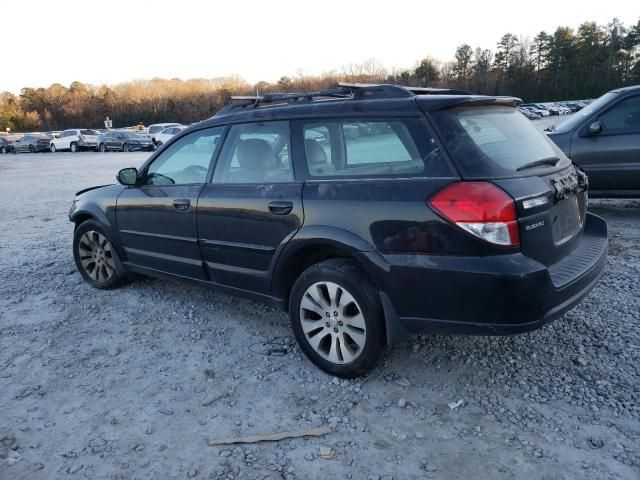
1,0 -> 638,93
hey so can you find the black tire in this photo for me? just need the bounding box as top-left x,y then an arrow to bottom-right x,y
289,258 -> 385,378
99,143 -> 106,152
122,143 -> 129,152
0,146 -> 6,154
70,142 -> 78,152
156,141 -> 163,147
29,145 -> 35,153
50,144 -> 56,153
73,219 -> 130,290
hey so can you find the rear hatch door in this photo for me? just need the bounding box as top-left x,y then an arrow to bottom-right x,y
425,102 -> 588,265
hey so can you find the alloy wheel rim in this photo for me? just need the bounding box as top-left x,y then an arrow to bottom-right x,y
78,230 -> 115,282
299,281 -> 367,364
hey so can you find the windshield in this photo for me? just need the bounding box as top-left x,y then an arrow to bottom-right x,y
431,106 -> 570,178
553,92 -> 619,133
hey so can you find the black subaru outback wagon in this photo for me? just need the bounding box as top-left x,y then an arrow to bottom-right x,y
69,83 -> 608,377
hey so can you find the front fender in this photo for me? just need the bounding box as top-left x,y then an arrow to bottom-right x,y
69,184 -> 124,257
69,206 -> 112,232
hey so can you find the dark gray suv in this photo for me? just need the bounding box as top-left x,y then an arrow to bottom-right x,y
546,85 -> 640,198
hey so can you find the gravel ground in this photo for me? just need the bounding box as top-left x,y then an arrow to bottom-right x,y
0,152 -> 638,480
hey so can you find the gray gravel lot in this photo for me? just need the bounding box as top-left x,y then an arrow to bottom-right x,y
0,152 -> 638,480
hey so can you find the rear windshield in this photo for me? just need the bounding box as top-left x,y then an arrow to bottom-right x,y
431,106 -> 569,178
81,129 -> 98,135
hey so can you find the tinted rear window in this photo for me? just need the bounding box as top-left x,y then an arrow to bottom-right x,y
431,106 -> 569,178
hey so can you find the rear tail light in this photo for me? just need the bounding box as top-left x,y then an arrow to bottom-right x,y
428,182 -> 520,247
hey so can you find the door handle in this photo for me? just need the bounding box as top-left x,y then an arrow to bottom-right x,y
173,199 -> 191,211
268,200 -> 293,215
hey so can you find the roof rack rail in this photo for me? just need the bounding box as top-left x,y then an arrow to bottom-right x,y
337,82 -> 472,97
214,83 -> 473,116
214,88 -> 351,116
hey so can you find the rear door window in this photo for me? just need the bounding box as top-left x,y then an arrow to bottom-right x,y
301,118 -> 449,178
431,106 -> 570,178
213,121 -> 293,183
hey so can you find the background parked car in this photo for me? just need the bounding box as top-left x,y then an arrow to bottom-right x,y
547,84 -> 640,197
154,125 -> 186,146
147,123 -> 180,144
12,134 -> 51,153
50,129 -> 100,152
98,130 -> 156,152
518,106 -> 542,119
521,104 -> 550,116
0,136 -> 16,154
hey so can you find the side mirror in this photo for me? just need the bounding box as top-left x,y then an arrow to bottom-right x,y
117,167 -> 138,185
587,121 -> 602,136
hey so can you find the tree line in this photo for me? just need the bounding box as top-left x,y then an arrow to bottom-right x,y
1,17 -> 639,132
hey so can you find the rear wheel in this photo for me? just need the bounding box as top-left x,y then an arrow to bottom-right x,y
123,143 -> 130,152
0,146 -> 5,154
29,145 -> 35,153
70,142 -> 78,152
73,220 -> 129,289
289,258 -> 386,378
50,144 -> 56,153
99,143 -> 106,152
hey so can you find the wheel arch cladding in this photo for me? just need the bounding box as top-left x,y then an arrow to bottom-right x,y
272,226 -> 383,312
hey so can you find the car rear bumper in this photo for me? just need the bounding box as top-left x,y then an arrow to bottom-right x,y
359,213 -> 608,343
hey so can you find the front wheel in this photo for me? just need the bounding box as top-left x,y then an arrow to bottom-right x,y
73,220 -> 129,289
289,258 -> 386,378
99,143 -> 106,152
122,143 -> 130,152
50,144 -> 56,153
70,142 -> 78,152
29,145 -> 35,153
0,146 -> 6,154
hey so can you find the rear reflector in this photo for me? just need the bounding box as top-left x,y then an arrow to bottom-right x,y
428,182 -> 520,246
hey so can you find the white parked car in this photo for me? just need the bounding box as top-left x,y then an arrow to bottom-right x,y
154,125 -> 187,146
50,129 -> 100,152
147,123 -> 180,144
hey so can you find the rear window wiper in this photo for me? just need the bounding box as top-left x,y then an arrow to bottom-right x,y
516,157 -> 560,172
